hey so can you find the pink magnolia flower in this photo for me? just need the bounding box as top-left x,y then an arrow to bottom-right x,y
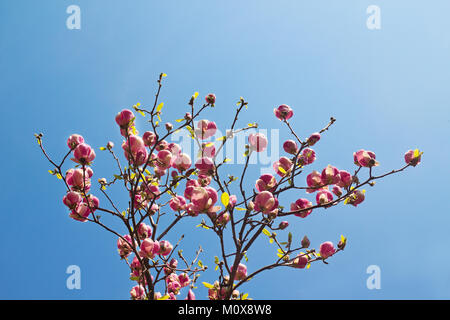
67,134 -> 84,150
291,198 -> 313,218
169,195 -> 187,211
216,212 -> 230,226
279,221 -> 289,230
337,170 -> 352,188
195,157 -> 215,175
306,170 -> 323,193
115,109 -> 135,127
178,273 -> 191,288
195,120 -> 217,140
354,149 -> 379,167
73,143 -> 96,165
156,140 -> 169,151
273,157 -> 293,177
190,187 -> 220,214
159,240 -> 173,256
69,203 -> 91,222
306,132 -> 321,146
173,153 -> 192,172
205,93 -> 216,105
82,194 -> 99,211
156,150 -> 173,169
143,131 -> 157,147
255,174 -> 277,193
319,241 -> 336,259
232,263 -> 247,281
142,183 -> 160,200
198,173 -> 212,187
254,191 -> 279,216
117,234 -> 135,258
184,179 -> 200,200
404,149 -> 422,167
248,133 -> 268,152
201,142 -> 216,158
167,143 -> 181,156
274,104 -> 293,121
316,189 -> 334,205
228,195 -> 237,208
152,240 -> 161,256
292,254 -> 309,269
298,148 -> 316,166
67,168 -> 91,191
137,223 -> 152,240
133,194 -> 148,210
186,289 -> 196,300
140,238 -> 156,259
321,165 -> 340,185
168,292 -> 177,300
130,285 -> 145,300
208,288 -> 219,300
167,280 -> 181,294
62,191 -> 82,209
122,135 -> 148,166
130,256 -> 142,278
332,185 -> 343,197
346,189 -> 365,207
283,140 -> 298,155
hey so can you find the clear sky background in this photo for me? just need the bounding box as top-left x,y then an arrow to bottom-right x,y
1,0 -> 449,300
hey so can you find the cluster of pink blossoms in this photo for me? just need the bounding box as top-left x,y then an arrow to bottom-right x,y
49,88 -> 422,300
62,135 -> 99,222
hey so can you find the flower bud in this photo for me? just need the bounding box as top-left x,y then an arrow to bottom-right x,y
274,104 -> 293,121
159,240 -> 173,256
306,132 -> 321,146
73,143 -> 96,165
292,254 -> 309,269
301,235 -> 310,248
283,140 -> 298,155
232,263 -> 247,281
404,149 -> 422,167
205,93 -> 216,105
137,223 -> 152,240
319,241 -> 336,259
67,134 -> 84,150
130,285 -> 145,300
165,122 -> 173,131
279,221 -> 289,230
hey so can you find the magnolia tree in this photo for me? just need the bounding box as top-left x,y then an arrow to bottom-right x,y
37,73 -> 423,300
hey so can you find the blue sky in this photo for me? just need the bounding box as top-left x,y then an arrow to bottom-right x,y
1,0 -> 449,299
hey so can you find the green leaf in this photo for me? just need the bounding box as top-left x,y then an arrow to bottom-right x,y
156,102 -> 164,112
158,295 -> 170,300
99,146 -> 106,151
202,282 -> 214,289
221,192 -> 230,207
262,228 -> 271,237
